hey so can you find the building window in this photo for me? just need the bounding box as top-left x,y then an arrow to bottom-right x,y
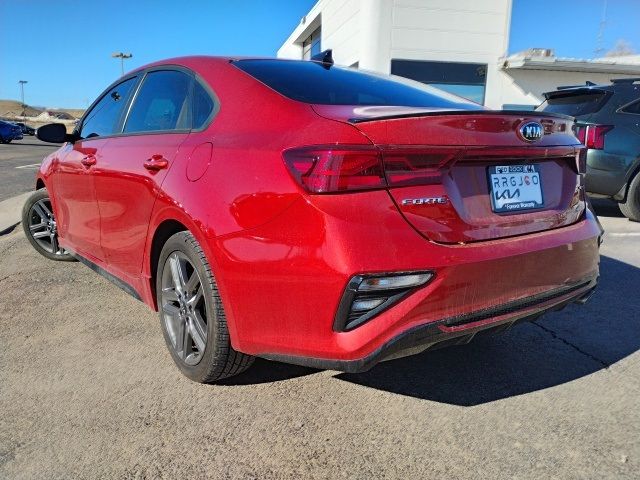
502,104 -> 536,111
302,26 -> 321,60
391,59 -> 487,105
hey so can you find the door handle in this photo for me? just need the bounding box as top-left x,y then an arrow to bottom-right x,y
143,154 -> 169,172
81,155 -> 96,167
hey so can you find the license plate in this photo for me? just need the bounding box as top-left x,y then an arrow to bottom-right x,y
488,164 -> 543,213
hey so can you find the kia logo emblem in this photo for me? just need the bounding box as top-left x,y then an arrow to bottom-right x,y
519,121 -> 543,142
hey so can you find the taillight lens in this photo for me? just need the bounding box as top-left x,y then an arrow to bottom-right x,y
584,125 -> 613,150
283,146 -> 458,193
575,124 -> 613,150
381,148 -> 458,187
283,147 -> 385,193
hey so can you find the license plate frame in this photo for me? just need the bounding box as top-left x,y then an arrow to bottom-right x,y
488,164 -> 544,214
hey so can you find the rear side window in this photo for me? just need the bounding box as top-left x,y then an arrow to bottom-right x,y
124,70 -> 192,133
234,59 -> 483,109
621,99 -> 640,115
192,80 -> 215,129
537,90 -> 610,117
80,77 -> 137,138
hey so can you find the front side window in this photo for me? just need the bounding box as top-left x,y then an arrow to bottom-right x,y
124,70 -> 192,133
80,77 -> 137,138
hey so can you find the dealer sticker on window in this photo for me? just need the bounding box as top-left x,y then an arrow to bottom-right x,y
488,164 -> 543,213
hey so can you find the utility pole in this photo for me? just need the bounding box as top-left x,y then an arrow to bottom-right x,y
112,52 -> 133,76
18,80 -> 28,120
595,0 -> 608,57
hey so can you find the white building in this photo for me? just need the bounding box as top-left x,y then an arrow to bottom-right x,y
277,0 -> 640,109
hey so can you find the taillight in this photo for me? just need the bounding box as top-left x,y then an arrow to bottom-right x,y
282,147 -> 385,193
585,125 -> 613,150
575,125 -> 613,150
381,148 -> 458,187
283,146 -> 457,193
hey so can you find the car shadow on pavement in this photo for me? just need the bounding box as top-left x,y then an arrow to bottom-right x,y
590,197 -> 624,218
217,358 -> 320,385
333,255 -> 640,406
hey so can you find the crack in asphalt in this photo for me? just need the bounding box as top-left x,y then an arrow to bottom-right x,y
532,320 -> 610,369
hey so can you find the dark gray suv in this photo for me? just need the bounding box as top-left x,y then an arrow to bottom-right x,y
537,78 -> 640,221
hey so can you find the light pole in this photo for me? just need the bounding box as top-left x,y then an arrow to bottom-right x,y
112,52 -> 133,76
18,80 -> 28,120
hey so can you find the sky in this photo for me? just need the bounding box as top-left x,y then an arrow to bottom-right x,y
1,0 -> 639,109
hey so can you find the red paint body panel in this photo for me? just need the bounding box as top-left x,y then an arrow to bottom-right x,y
36,56 -> 601,369
94,133 -> 189,278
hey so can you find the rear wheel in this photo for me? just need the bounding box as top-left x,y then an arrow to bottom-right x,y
22,188 -> 75,261
157,231 -> 254,383
619,173 -> 640,222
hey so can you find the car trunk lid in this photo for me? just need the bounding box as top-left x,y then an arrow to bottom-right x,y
313,106 -> 585,244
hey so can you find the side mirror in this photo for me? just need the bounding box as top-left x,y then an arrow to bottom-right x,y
36,123 -> 75,143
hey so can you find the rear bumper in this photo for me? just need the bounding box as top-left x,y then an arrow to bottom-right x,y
213,190 -> 602,368
259,278 -> 598,373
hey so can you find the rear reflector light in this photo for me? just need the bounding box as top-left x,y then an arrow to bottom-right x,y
334,272 -> 434,331
357,273 -> 433,292
575,125 -> 613,150
283,146 -> 457,193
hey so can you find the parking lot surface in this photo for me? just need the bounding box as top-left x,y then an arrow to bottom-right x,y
0,194 -> 639,478
0,138 -> 59,202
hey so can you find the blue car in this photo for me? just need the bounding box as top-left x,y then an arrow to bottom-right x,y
0,120 -> 24,143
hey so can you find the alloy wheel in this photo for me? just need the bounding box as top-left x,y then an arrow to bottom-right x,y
160,252 -> 208,366
27,198 -> 64,255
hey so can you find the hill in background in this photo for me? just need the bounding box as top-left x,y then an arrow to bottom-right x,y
0,99 -> 85,121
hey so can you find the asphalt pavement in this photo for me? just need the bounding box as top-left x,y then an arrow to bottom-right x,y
0,137 -> 59,202
0,154 -> 638,478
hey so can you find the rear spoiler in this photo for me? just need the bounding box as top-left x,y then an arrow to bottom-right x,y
543,87 -> 609,101
348,109 -> 574,124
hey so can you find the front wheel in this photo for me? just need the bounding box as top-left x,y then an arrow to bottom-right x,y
157,231 -> 254,383
22,188 -> 75,261
619,173 -> 640,222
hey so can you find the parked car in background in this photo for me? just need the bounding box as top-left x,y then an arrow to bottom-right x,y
25,54 -> 601,383
15,122 -> 35,136
0,120 -> 23,143
538,78 -> 640,221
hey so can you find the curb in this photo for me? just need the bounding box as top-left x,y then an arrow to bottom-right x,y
0,191 -> 32,236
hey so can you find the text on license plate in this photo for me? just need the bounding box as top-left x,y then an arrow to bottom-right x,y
488,164 -> 543,213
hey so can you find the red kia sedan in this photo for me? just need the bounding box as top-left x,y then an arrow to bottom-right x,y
26,54 -> 601,382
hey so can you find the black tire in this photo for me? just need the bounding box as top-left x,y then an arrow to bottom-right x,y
619,172 -> 640,222
156,231 -> 254,383
21,188 -> 75,261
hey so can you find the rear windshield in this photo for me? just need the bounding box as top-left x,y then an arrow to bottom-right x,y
537,90 -> 610,117
234,59 -> 483,110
